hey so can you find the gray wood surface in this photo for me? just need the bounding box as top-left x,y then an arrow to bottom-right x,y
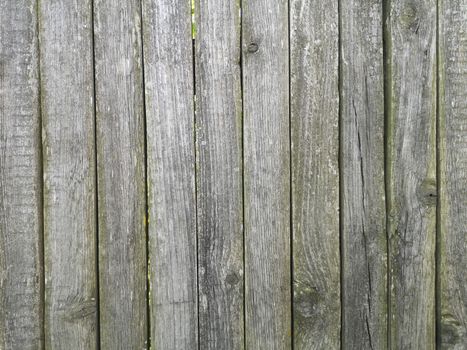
39,0 -> 97,348
438,0 -> 467,347
387,0 -> 437,348
242,0 -> 291,348
195,0 -> 244,349
142,0 -> 198,348
290,0 -> 340,349
340,1 -> 387,349
3,1 -> 467,348
0,0 -> 43,348
93,0 -> 147,349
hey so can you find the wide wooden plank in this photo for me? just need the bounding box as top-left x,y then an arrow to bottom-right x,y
242,0 -> 291,348
438,0 -> 467,347
195,0 -> 244,349
0,1 -> 43,348
290,0 -> 340,348
142,1 -> 198,349
93,0 -> 147,348
39,0 -> 97,348
387,0 -> 437,348
340,0 -> 387,349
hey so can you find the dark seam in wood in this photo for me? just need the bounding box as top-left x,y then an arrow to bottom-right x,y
382,0 -> 392,347
190,2 -> 200,348
288,0 -> 294,348
138,0 -> 150,347
354,110 -> 374,324
90,0 -> 101,348
35,0 -> 46,347
366,315 -> 375,350
338,0 -> 344,348
435,0 -> 441,346
239,0 -> 246,348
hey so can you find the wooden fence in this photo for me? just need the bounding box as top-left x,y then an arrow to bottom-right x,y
1,0 -> 466,349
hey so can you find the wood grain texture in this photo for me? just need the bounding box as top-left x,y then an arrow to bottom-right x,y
340,0 -> 387,349
242,0 -> 291,348
387,0 -> 437,348
93,0 -> 147,348
0,1 -> 42,348
438,0 -> 467,347
195,0 -> 244,349
39,0 -> 97,348
290,0 -> 340,348
142,0 -> 198,349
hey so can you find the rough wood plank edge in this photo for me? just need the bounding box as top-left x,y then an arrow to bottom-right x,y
142,0 -> 198,348
383,0 -> 393,347
39,0 -> 98,348
387,0 -> 437,348
242,0 -> 292,348
195,0 -> 244,348
0,0 -> 43,348
438,0 -> 467,347
93,0 -> 148,348
290,0 -> 340,348
340,0 -> 388,349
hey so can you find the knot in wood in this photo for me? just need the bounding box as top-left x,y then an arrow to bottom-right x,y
225,272 -> 240,286
294,286 -> 322,319
247,43 -> 259,53
418,179 -> 437,205
440,314 -> 463,347
400,4 -> 420,33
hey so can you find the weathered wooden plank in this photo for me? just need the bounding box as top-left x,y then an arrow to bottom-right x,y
93,0 -> 147,348
242,0 -> 291,348
290,0 -> 340,348
142,1 -> 198,349
0,1 -> 42,348
387,0 -> 437,348
438,0 -> 467,347
340,0 -> 387,349
39,0 -> 97,348
195,0 -> 244,349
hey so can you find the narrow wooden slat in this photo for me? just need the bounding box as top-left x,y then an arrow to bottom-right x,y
39,0 -> 97,348
195,0 -> 244,348
290,0 -> 340,348
242,0 -> 291,348
438,0 -> 467,346
0,0 -> 42,348
340,0 -> 387,348
142,1 -> 198,348
387,0 -> 437,348
93,0 -> 147,348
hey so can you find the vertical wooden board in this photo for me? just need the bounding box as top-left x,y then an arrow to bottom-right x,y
340,0 -> 387,349
438,0 -> 467,347
242,0 -> 291,348
290,0 -> 340,348
39,0 -> 97,348
93,0 -> 147,349
142,0 -> 198,349
387,0 -> 437,348
195,0 -> 244,349
0,0 -> 42,348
